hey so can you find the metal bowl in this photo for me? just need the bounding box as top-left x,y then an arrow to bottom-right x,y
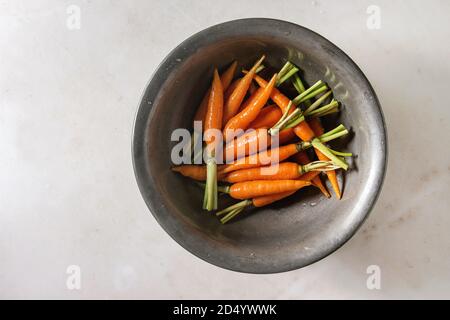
132,18 -> 387,273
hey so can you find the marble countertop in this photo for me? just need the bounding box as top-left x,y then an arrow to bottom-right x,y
1,0 -> 449,299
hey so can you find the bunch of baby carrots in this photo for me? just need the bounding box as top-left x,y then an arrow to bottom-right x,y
172,55 -> 352,223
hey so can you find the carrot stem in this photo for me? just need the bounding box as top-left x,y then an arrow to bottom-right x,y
300,85 -> 328,102
255,64 -> 265,74
216,200 -> 251,216
318,130 -> 348,143
220,206 -> 246,224
277,62 -> 295,80
276,67 -> 299,87
284,114 -> 305,129
292,80 -> 324,105
292,74 -> 306,98
319,124 -> 346,138
330,149 -> 353,157
306,100 -> 339,118
303,91 -> 332,114
277,100 -> 338,132
302,161 -> 339,173
311,139 -> 348,170
203,158 -> 218,210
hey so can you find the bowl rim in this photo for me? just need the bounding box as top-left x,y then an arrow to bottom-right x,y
132,18 -> 388,274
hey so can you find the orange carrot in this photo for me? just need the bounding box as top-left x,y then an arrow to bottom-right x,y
277,128 -> 297,145
249,105 -> 282,129
252,190 -> 297,207
224,78 -> 240,101
172,165 -> 226,181
222,56 -> 265,124
222,126 -> 296,162
220,143 -> 302,174
228,180 -> 311,200
204,69 -> 224,148
223,74 -> 277,141
203,68 -> 224,211
291,151 -> 330,198
248,81 -> 258,96
224,161 -> 331,183
193,61 -> 237,122
253,74 -> 292,113
293,121 -> 315,142
309,117 -> 341,199
223,128 -> 270,162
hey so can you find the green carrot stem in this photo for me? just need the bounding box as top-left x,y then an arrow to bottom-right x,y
203,158 -> 218,210
255,64 -> 265,74
319,124 -> 346,138
221,209 -> 240,223
277,101 -> 294,124
292,80 -> 324,105
329,149 -> 353,157
284,115 -> 305,129
269,101 -> 296,135
293,126 -> 348,152
270,111 -> 302,135
277,108 -> 302,128
316,109 -> 339,117
277,62 -> 294,80
292,74 -> 313,109
306,100 -> 339,118
300,85 -> 328,103
311,139 -> 348,170
220,206 -> 246,224
276,67 -> 299,87
196,182 -> 230,194
303,91 -> 333,115
319,130 -> 348,143
292,73 -> 306,93
216,200 -> 251,216
302,160 -> 337,173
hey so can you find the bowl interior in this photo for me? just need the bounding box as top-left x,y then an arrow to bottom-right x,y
133,19 -> 386,273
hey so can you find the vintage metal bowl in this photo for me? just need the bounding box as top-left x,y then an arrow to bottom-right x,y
132,18 -> 387,273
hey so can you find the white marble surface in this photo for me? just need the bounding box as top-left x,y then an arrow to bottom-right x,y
1,0 -> 449,299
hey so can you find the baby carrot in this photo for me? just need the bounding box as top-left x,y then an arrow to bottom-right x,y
248,81 -> 258,96
253,74 -> 292,113
252,191 -> 297,207
172,165 -> 226,181
309,117 -> 341,199
193,62 -> 237,122
220,142 -> 302,174
224,161 -> 335,183
277,128 -> 297,145
224,78 -> 240,101
249,105 -> 282,129
222,56 -> 265,124
203,68 -> 224,211
228,180 -> 311,200
223,74 -> 277,142
223,128 -> 270,162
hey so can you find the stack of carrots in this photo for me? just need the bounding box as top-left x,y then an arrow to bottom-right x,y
172,56 -> 352,223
